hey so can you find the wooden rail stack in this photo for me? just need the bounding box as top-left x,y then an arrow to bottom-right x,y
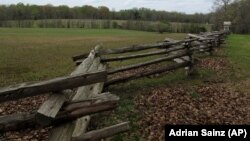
0,46 -> 129,141
73,31 -> 228,86
0,31 -> 228,141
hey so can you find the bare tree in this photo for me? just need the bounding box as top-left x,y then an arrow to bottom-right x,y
212,0 -> 234,24
213,0 -> 233,12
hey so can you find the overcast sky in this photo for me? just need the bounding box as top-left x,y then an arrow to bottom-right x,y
1,0 -> 215,14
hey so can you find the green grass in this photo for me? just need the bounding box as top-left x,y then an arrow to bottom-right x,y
0,28 -> 167,37
226,34 -> 250,79
0,28 -> 186,86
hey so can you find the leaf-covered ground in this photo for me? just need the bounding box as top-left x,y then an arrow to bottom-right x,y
135,84 -> 250,141
102,45 -> 250,141
0,95 -> 50,141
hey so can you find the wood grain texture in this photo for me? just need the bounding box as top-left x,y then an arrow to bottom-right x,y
72,122 -> 130,141
48,45 -> 107,141
0,71 -> 107,102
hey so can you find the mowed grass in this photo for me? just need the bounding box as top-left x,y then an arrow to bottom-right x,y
0,28 -> 186,87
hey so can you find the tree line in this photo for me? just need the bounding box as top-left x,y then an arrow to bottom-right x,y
0,19 -> 209,34
212,0 -> 250,34
1,1 -> 249,34
0,3 -> 211,24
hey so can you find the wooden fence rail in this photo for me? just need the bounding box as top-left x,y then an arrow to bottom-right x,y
0,92 -> 119,132
105,61 -> 191,86
71,122 -> 130,141
72,40 -> 194,62
0,71 -> 107,102
108,50 -> 188,74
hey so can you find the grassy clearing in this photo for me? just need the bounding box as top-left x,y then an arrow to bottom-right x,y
0,28 -> 249,140
0,28 -> 187,140
0,28 -> 186,86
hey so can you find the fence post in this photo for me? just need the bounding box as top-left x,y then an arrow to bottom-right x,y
207,39 -> 213,55
184,41 -> 194,76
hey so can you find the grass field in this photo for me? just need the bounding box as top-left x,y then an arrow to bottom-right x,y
0,28 -> 186,87
0,28 -> 249,140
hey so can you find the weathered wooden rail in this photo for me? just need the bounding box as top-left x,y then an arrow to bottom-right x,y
0,45 -> 129,141
0,30 -> 228,141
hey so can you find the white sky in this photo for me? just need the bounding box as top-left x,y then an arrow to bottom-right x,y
1,0 -> 215,14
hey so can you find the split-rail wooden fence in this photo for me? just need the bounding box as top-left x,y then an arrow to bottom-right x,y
0,30 -> 229,141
